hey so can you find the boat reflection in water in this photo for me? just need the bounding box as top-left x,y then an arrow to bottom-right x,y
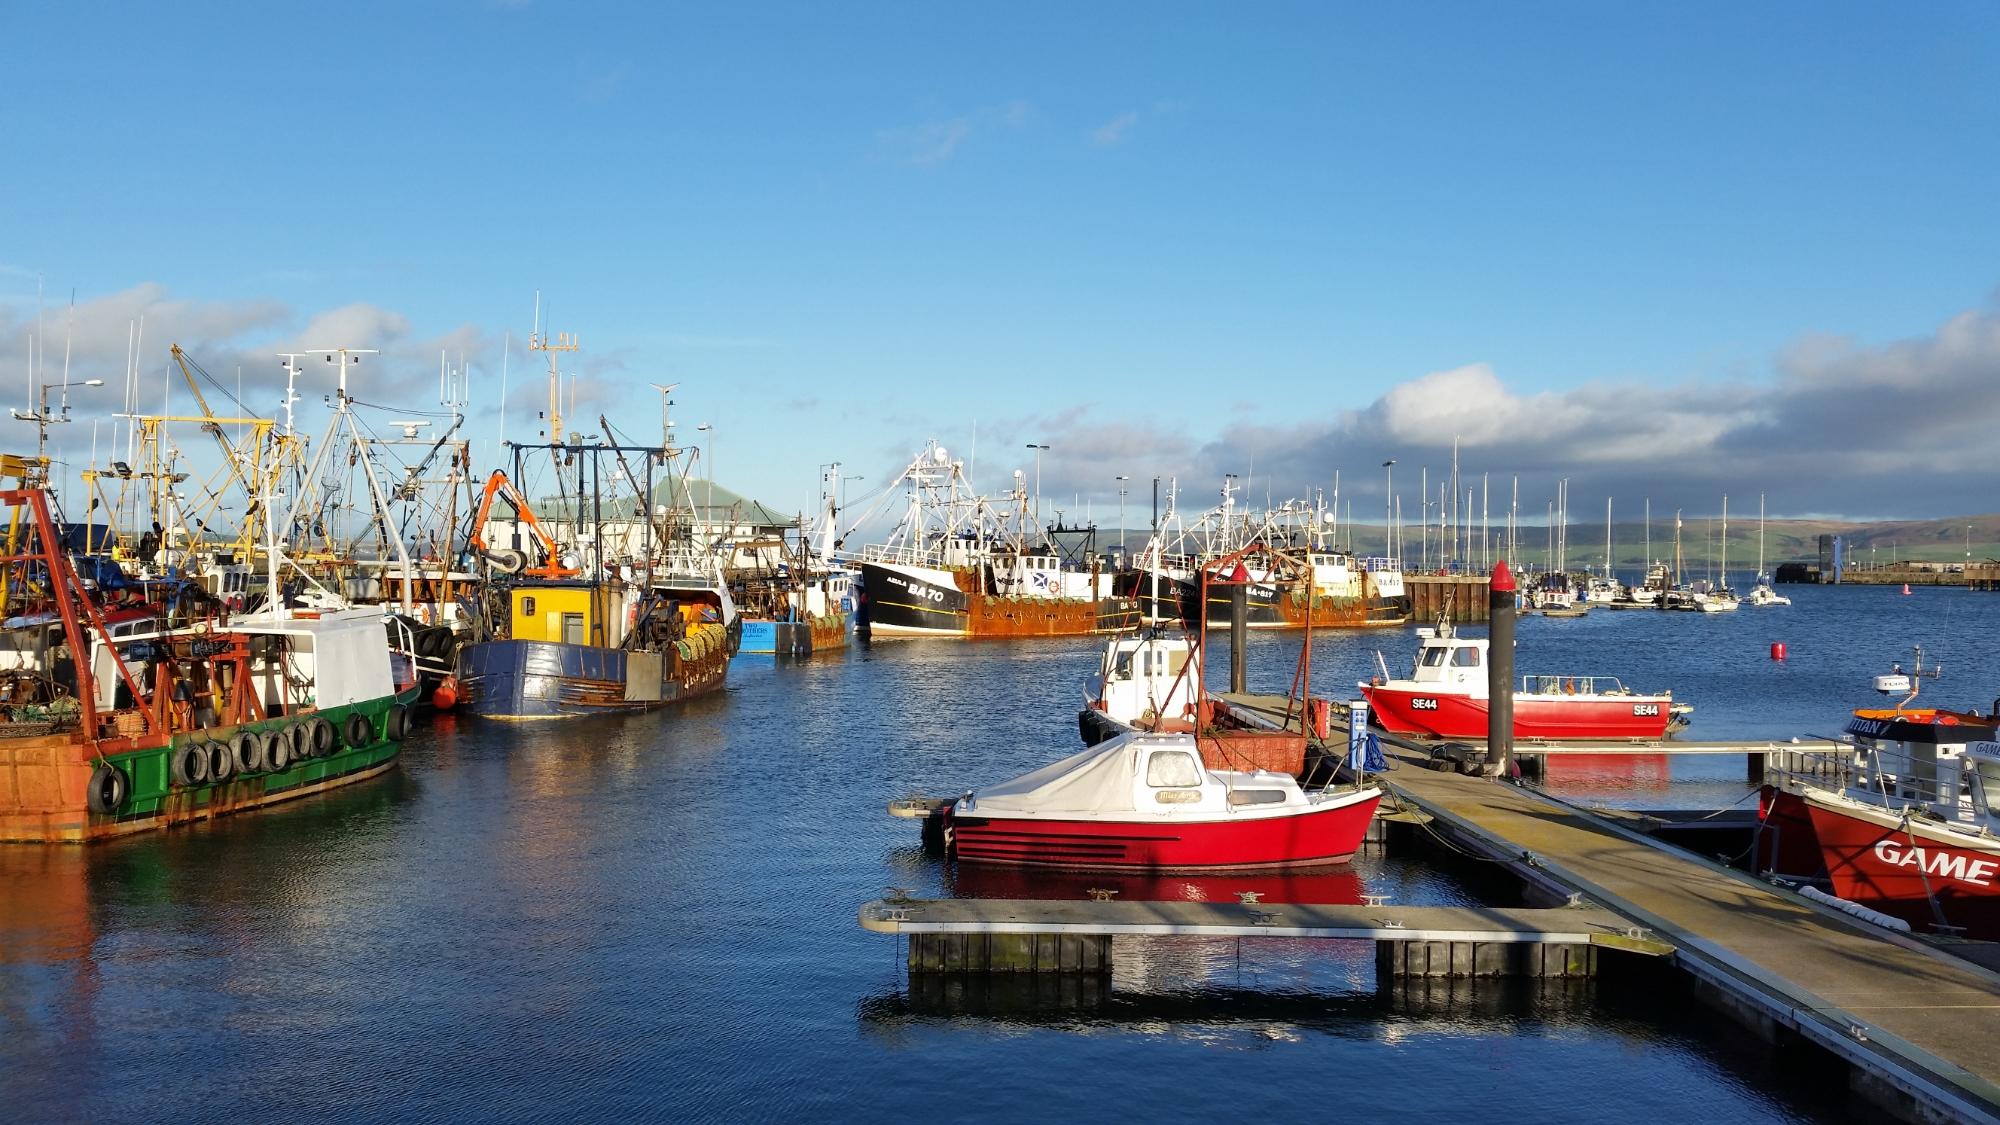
945,860 -> 1368,906
1535,753 -> 1674,794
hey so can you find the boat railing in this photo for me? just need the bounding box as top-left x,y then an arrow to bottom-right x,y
651,549 -> 723,581
1767,742 -> 1953,806
860,542 -> 945,567
1851,743 -> 1959,809
1518,674 -> 1634,696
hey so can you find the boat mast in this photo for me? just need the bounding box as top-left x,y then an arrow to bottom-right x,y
530,324 -> 579,464
1672,510 -> 1683,586
1721,494 -> 1730,590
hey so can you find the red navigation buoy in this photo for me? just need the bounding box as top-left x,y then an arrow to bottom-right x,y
1902,583 -> 1912,595
1770,642 -> 1786,661
432,676 -> 460,711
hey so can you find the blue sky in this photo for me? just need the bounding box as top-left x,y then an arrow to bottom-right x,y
4,1 -> 1998,523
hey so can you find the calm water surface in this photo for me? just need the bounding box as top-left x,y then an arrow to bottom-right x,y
5,584 -> 1988,1121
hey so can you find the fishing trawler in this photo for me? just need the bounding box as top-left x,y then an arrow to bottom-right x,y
738,569 -> 851,656
737,466 -> 851,656
854,442 -> 1138,638
1171,485 -> 1407,630
452,444 -> 736,719
0,481 -> 418,844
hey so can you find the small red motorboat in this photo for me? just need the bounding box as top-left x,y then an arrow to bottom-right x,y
1361,618 -> 1681,741
945,731 -> 1382,872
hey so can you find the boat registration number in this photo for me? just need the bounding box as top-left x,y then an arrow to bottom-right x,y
1410,697 -> 1439,711
1632,704 -> 1660,717
885,575 -> 947,603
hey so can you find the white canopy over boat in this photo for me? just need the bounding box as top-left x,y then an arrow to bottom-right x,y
963,731 -> 1312,820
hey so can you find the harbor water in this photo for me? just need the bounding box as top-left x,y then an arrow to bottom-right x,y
5,584 -> 1990,1122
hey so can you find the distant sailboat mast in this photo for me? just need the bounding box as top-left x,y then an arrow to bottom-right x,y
1604,496 -> 1612,580
1721,494 -> 1730,591
1758,491 -> 1767,582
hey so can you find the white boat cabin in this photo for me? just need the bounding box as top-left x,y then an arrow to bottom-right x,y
1843,713 -> 2000,832
91,608 -> 397,715
961,732 -> 1309,819
1088,631 -> 1200,728
1399,625 -> 1490,696
1305,552 -> 1362,598
990,549 -> 1114,601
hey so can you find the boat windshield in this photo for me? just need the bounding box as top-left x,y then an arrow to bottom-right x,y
1146,750 -> 1201,788
1421,646 -> 1449,668
1971,758 -> 2000,820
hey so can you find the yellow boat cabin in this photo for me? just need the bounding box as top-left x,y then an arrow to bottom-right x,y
510,582 -> 623,648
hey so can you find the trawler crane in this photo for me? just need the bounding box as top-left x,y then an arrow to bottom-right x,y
469,469 -> 576,579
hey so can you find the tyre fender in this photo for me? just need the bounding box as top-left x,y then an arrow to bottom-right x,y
385,704 -> 409,742
232,730 -> 265,774
312,717 -> 338,757
170,743 -> 209,787
86,762 -> 130,814
207,740 -> 235,785
343,711 -> 373,749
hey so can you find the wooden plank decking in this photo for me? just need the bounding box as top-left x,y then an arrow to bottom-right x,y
1374,737 -> 2000,1122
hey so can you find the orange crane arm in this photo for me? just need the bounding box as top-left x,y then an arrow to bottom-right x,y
468,470 -> 574,577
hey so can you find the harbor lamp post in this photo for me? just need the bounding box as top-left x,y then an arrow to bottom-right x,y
1115,476 -> 1129,555
13,377 -> 105,466
1382,460 -> 1396,561
696,422 -> 715,543
1025,443 -> 1049,525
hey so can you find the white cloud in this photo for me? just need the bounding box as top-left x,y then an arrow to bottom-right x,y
1092,111 -> 1139,146
1015,297 -> 2000,520
876,100 -> 1033,165
877,117 -> 972,165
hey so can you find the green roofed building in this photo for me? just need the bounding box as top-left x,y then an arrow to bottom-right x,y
483,478 -> 800,576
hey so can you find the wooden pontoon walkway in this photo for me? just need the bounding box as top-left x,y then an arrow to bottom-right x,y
861,896 -> 1651,946
1375,731 -> 2000,1122
1101,692 -> 2000,1120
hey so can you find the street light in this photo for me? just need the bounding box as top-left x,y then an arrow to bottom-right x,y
1025,443 -> 1049,525
696,422 -> 715,542
1115,475 -> 1130,555
12,377 -> 105,465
